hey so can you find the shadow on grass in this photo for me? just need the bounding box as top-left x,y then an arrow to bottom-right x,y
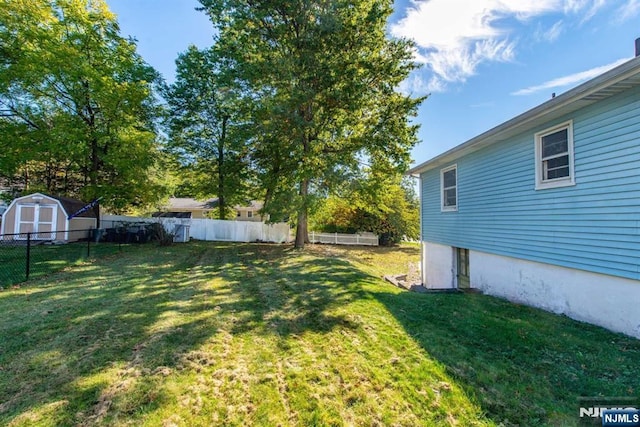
0,242 -> 370,425
370,287 -> 640,425
4,241 -> 637,426
0,244 -> 204,424
0,241 -> 141,287
195,244 -> 368,336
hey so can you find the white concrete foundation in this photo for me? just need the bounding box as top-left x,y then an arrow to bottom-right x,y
422,242 -> 455,289
421,241 -> 640,338
470,250 -> 640,339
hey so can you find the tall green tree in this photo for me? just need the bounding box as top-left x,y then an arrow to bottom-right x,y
310,172 -> 420,245
164,46 -> 252,220
199,0 -> 423,247
0,0 -> 165,219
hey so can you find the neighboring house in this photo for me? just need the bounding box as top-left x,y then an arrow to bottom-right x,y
160,198 -> 267,222
408,50 -> 640,338
162,197 -> 218,219
0,192 -> 97,242
234,200 -> 266,222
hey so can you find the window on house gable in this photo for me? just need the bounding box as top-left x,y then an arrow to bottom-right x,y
441,165 -> 457,211
535,121 -> 575,189
247,211 -> 253,218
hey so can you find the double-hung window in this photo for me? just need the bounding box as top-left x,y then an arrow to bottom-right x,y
441,165 -> 457,211
535,121 -> 575,189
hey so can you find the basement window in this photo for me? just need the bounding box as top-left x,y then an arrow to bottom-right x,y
535,121 -> 575,190
441,165 -> 457,212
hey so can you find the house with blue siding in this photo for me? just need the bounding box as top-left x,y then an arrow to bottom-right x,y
408,49 -> 640,339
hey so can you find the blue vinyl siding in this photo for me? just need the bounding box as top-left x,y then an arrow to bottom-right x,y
421,86 -> 640,280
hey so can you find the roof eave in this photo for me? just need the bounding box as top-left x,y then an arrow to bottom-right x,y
407,55 -> 640,175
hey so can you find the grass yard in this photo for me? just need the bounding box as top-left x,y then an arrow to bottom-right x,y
0,242 -> 132,287
0,242 -> 638,426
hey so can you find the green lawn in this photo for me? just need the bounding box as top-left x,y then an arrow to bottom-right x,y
0,242 -> 638,426
0,241 -> 133,287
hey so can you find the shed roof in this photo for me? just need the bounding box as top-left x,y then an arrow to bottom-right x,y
12,193 -> 97,219
49,194 -> 98,218
408,55 -> 640,175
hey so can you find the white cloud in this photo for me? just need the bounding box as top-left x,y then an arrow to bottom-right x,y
427,39 -> 516,83
615,0 -> 640,22
565,0 -> 606,23
391,0 -> 608,93
511,57 -> 631,96
563,0 -> 586,13
534,20 -> 564,43
399,74 -> 444,94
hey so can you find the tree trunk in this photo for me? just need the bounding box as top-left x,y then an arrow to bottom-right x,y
87,96 -> 101,228
93,202 -> 101,229
90,134 -> 100,228
217,116 -> 227,220
45,162 -> 53,192
23,163 -> 29,192
294,178 -> 309,249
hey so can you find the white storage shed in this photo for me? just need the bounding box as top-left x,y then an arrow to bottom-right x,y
0,193 -> 97,241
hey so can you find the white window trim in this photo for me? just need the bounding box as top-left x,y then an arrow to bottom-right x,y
440,164 -> 458,212
535,120 -> 575,190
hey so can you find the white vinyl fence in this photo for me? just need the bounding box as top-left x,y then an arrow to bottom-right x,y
309,231 -> 379,246
101,215 -> 292,243
189,218 -> 291,243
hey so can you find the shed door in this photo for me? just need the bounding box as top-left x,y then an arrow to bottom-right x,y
456,247 -> 470,289
15,204 -> 57,240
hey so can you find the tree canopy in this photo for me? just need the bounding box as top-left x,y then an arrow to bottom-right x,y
198,0 -> 424,247
0,0 -> 165,217
310,172 -> 419,245
164,46 -> 253,220
1,0 -> 424,236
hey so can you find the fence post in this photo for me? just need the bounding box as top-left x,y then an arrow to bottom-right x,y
357,234 -> 360,245
26,232 -> 31,281
335,232 -> 338,244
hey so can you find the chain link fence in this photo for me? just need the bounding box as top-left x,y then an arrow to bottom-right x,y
0,226 -> 158,288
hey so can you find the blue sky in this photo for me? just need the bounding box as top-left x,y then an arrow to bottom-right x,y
106,0 -> 640,166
